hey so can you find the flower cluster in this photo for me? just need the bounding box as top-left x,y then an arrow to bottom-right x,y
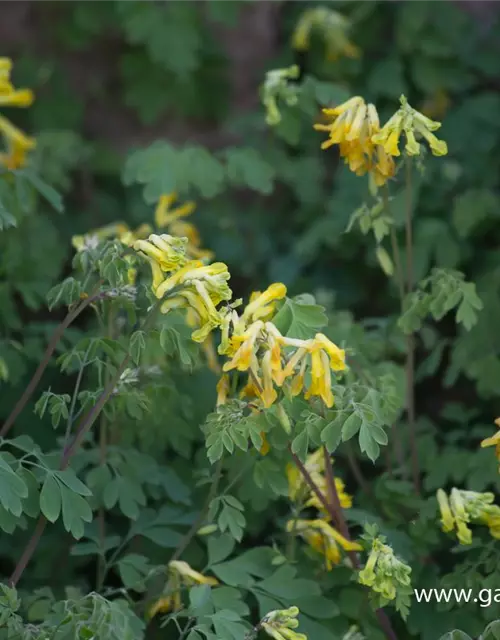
286,450 -> 360,569
372,94 -> 448,157
148,560 -> 218,618
292,7 -> 360,61
260,606 -> 307,640
217,288 -> 346,409
135,234 -> 232,343
480,417 -> 500,471
437,488 -> 500,545
314,97 -> 395,187
260,65 -> 300,127
358,536 -> 412,602
315,94 -> 448,187
72,193 -> 210,260
0,57 -> 35,170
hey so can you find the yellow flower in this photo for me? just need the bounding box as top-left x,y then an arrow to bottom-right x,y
154,193 -> 212,260
149,561 -> 218,619
372,94 -> 448,157
261,606 -> 307,640
437,488 -> 500,545
480,417 -> 500,467
223,320 -> 264,372
0,89 -> 34,108
242,283 -> 287,323
134,234 -> 188,274
216,374 -> 230,406
436,488 -> 455,533
287,518 -> 362,570
0,59 -> 36,170
169,560 -> 218,586
315,99 -> 395,186
291,7 -> 359,62
0,114 -> 36,170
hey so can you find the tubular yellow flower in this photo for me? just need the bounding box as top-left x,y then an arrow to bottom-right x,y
315,98 -> 395,186
243,282 -> 287,323
436,488 -> 455,533
437,488 -> 500,545
304,349 -> 334,407
0,114 -> 36,170
223,320 -> 264,372
0,89 -> 34,107
287,518 -> 362,570
372,94 -> 448,158
291,7 -> 359,62
169,560 -> 218,586
480,417 -> 500,468
134,234 -> 188,274
261,606 -> 307,640
216,374 -> 230,406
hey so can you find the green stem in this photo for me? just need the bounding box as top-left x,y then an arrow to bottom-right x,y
404,159 -> 420,495
9,300 -> 162,587
169,457 -> 224,564
383,186 -> 405,306
0,285 -> 104,439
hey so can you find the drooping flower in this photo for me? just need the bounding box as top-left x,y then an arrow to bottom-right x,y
148,560 -> 218,618
372,94 -> 448,157
287,518 -> 362,570
261,606 -> 307,640
0,58 -> 35,170
436,487 -> 500,544
154,193 -> 213,260
314,97 -> 395,187
292,7 -> 360,61
480,417 -> 500,470
358,536 -> 412,602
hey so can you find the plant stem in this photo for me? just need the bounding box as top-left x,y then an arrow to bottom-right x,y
1,286 -> 103,439
404,159 -> 420,495
9,516 -> 47,587
169,457 -> 224,564
346,443 -> 374,499
9,300 -> 162,586
290,447 -> 398,640
383,186 -> 405,306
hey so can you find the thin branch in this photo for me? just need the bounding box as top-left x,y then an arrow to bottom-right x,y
9,517 -> 47,587
169,457 -> 224,564
404,159 -> 420,495
1,286 -> 103,439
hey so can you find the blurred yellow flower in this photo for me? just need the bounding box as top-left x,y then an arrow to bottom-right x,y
261,606 -> 307,640
437,487 -> 500,544
148,560 -> 218,619
480,417 -> 500,469
154,193 -> 213,261
0,58 -> 35,170
292,7 -> 359,61
287,518 -> 361,570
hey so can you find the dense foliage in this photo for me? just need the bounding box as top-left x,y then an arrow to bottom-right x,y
1,2 -> 500,639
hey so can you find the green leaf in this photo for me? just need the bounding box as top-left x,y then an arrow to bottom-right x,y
341,413 -> 362,441
117,553 -> 150,591
291,429 -> 309,461
358,423 -> 380,462
224,147 -> 276,195
273,295 -> 327,339
321,416 -> 343,453
39,475 -> 61,523
129,331 -> 146,365
376,245 -> 394,277
207,533 -> 235,566
20,169 -> 64,213
55,470 -> 92,497
60,484 -> 93,539
189,584 -> 212,612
